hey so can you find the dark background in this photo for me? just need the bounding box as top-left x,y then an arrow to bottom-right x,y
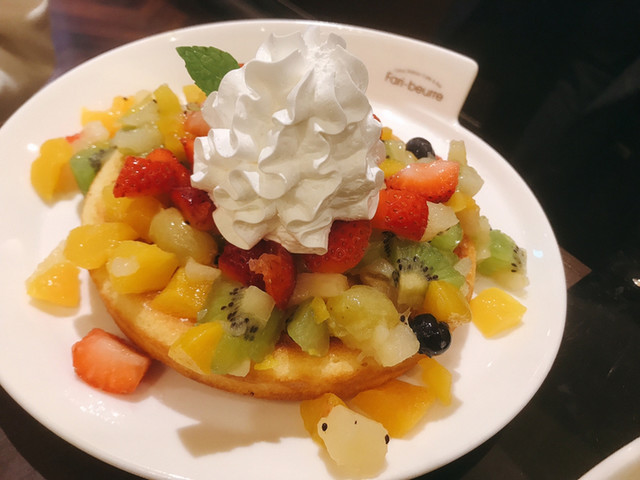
2,0 -> 639,479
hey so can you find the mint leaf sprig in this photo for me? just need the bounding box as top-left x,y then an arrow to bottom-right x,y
176,46 -> 239,96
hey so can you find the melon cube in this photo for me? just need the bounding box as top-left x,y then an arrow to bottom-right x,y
106,240 -> 179,294
470,287 -> 527,337
350,379 -> 435,438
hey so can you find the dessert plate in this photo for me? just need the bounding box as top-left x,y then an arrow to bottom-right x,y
0,19 -> 566,480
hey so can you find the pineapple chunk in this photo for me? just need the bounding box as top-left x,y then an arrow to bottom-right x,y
350,379 -> 435,438
470,287 -> 527,337
26,242 -> 80,307
64,222 -> 138,269
317,404 -> 389,475
106,240 -> 179,294
419,357 -> 453,405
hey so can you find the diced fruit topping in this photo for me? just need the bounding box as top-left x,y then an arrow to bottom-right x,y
419,357 -> 453,406
300,392 -> 346,444
170,186 -> 216,231
422,279 -> 472,328
72,328 -> 151,394
30,138 -> 74,202
405,137 -> 435,159
371,189 -> 429,241
69,143 -> 115,195
64,222 -> 138,270
148,207 -> 218,265
287,298 -> 331,356
168,321 -> 224,374
470,287 -> 527,337
409,313 -> 452,356
106,240 -> 179,294
26,241 -> 80,307
288,272 -> 350,306
386,159 -> 460,203
113,148 -> 190,198
325,285 -> 419,366
101,186 -> 163,240
350,379 -> 436,437
317,404 -> 389,476
477,229 -> 529,291
303,220 -> 372,274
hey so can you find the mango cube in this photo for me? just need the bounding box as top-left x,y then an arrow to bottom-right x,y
64,222 -> 138,269
168,321 -> 224,374
300,393 -> 346,444
470,287 -> 527,337
26,242 -> 80,307
150,264 -> 219,318
419,357 -> 452,406
101,185 -> 162,239
350,379 -> 435,438
30,138 -> 74,202
106,240 -> 179,294
423,279 -> 472,327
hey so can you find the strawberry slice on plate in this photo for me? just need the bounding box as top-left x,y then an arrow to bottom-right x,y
386,159 -> 459,203
72,328 -> 151,394
371,188 -> 430,241
303,220 -> 372,274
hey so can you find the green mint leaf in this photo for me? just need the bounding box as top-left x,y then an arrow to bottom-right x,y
176,46 -> 239,96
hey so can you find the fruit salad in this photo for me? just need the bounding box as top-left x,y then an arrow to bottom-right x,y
26,29 -> 528,476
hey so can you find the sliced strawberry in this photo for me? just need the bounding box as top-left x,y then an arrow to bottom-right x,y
65,132 -> 81,143
371,188 -> 430,241
248,243 -> 296,309
113,148 -> 190,198
170,186 -> 216,231
386,159 -> 459,203
303,220 -> 372,274
218,242 -> 269,288
72,328 -> 151,394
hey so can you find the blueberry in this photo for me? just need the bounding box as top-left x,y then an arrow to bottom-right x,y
409,313 -> 451,356
406,137 -> 435,159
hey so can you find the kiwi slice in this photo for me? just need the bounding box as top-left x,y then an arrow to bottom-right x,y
197,278 -> 286,375
287,298 -> 330,356
429,222 -> 463,252
389,237 -> 466,309
477,229 -> 528,289
197,278 -> 275,337
69,142 -> 115,194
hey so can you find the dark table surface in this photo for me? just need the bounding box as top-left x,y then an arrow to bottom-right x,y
2,0 -> 639,479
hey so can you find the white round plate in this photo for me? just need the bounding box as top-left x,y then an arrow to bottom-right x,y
0,19 -> 566,480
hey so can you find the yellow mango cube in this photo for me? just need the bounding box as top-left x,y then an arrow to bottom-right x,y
419,357 -> 452,406
378,158 -> 406,178
423,280 -> 471,327
102,185 -> 162,240
150,265 -> 218,318
300,393 -> 346,444
350,379 -> 435,438
168,321 -> 224,374
81,95 -> 135,135
64,222 -> 138,269
445,192 -> 476,213
183,84 -> 206,104
30,138 -> 74,202
470,287 -> 527,337
26,242 -> 80,307
106,240 -> 179,294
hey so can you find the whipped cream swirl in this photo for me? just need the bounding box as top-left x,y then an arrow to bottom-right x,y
191,28 -> 385,254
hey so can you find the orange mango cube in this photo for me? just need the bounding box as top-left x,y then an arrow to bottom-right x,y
350,379 -> 435,438
470,287 -> 527,337
300,393 -> 346,444
64,222 -> 138,269
106,240 -> 179,294
423,280 -> 471,327
26,242 -> 80,307
168,321 -> 225,374
419,357 -> 453,406
30,138 -> 74,202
